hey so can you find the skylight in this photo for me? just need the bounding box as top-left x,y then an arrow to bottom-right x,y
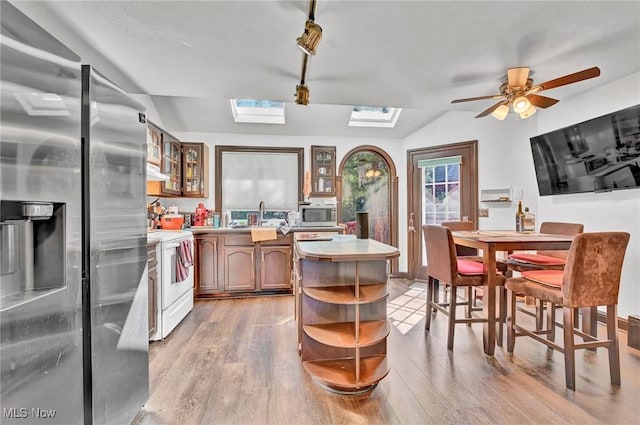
349,106 -> 402,128
230,99 -> 285,124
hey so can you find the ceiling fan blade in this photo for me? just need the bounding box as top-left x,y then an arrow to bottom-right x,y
532,67 -> 601,92
475,101 -> 508,118
527,94 -> 559,109
451,94 -> 504,104
507,67 -> 530,89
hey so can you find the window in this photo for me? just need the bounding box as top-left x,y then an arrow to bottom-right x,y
418,156 -> 462,225
215,146 -> 303,214
348,106 -> 402,128
230,99 -> 285,124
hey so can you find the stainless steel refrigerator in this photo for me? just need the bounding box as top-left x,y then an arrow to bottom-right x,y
1,2 -> 149,424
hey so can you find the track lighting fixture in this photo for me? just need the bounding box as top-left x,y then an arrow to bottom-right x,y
294,1 -> 320,104
295,84 -> 309,105
297,20 -> 322,56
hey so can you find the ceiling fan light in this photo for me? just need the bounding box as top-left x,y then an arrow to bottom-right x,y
491,104 -> 509,120
519,105 -> 537,119
296,20 -> 322,55
295,84 -> 309,105
512,96 -> 531,113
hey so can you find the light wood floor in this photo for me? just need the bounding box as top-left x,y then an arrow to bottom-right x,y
133,279 -> 640,425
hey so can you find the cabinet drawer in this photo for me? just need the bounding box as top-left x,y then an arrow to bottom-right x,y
223,233 -> 291,246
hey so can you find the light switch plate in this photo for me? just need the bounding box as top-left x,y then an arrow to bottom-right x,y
479,208 -> 489,217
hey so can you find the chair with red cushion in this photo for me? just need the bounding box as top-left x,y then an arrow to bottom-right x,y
505,232 -> 630,390
502,221 -> 584,331
440,221 -> 487,321
423,224 -> 506,350
503,221 -> 584,272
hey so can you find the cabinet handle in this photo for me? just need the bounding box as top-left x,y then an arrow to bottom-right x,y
251,251 -> 254,263
261,251 -> 265,263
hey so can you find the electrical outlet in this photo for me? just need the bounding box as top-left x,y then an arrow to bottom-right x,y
479,208 -> 489,218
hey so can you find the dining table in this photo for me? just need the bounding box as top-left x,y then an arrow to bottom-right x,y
451,230 -> 574,356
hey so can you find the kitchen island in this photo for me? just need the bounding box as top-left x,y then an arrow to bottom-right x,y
191,226 -> 344,298
293,235 -> 399,393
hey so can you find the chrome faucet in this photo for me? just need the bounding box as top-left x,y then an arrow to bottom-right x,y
258,200 -> 265,226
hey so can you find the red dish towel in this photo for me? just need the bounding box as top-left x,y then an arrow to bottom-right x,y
176,239 -> 193,282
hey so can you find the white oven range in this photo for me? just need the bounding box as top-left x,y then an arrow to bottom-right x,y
147,230 -> 194,341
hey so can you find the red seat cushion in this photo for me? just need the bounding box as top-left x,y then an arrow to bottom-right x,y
457,259 -> 484,275
521,270 -> 563,288
508,253 -> 566,266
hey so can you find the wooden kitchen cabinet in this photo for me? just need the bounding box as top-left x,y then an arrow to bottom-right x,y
224,246 -> 256,291
219,233 -> 292,293
260,246 -> 292,290
147,242 -> 158,338
146,123 -> 162,166
160,134 -> 182,196
310,145 -> 336,197
147,121 -> 209,197
195,235 -> 218,296
182,142 -> 209,198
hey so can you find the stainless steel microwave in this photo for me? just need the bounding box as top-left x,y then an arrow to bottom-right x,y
299,205 -> 337,227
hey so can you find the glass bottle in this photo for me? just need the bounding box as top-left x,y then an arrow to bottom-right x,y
522,207 -> 536,232
515,200 -> 524,232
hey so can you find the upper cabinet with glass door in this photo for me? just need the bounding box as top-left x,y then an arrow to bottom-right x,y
182,142 -> 209,197
146,124 -> 162,166
161,134 -> 182,196
310,145 -> 336,197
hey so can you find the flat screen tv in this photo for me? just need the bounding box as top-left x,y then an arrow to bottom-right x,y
530,104 -> 640,196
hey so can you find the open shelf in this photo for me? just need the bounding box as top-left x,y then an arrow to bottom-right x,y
303,355 -> 388,391
303,283 -> 388,304
303,320 -> 390,348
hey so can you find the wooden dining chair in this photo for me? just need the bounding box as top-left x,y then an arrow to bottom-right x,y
505,232 -> 630,390
423,224 -> 506,350
501,221 -> 584,331
503,221 -> 584,272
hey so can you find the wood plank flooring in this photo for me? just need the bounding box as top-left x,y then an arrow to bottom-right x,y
133,279 -> 640,425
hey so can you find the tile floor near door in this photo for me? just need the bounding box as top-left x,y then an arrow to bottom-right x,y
133,279 -> 640,425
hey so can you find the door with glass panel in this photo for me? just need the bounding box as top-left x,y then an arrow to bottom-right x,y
407,141 -> 478,280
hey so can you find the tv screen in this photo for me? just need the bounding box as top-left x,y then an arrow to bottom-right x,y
530,104 -> 640,196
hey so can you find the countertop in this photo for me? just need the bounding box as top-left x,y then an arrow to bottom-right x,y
190,225 -> 345,235
295,234 -> 400,262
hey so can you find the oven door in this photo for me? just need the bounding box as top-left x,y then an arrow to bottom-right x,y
160,238 -> 194,310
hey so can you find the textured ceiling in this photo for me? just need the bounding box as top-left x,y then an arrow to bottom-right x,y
12,0 -> 640,138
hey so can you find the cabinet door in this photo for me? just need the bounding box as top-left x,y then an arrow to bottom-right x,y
310,145 -> 336,197
182,143 -> 209,197
196,236 -> 218,295
224,247 -> 256,291
161,137 -> 182,196
146,125 -> 162,166
260,246 -> 292,290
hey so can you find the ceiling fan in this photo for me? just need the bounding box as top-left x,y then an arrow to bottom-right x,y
451,66 -> 600,120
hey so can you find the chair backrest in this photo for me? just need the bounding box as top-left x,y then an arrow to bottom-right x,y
562,232 -> 630,308
423,224 -> 458,284
441,220 -> 475,231
538,221 -> 584,258
441,221 -> 477,257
